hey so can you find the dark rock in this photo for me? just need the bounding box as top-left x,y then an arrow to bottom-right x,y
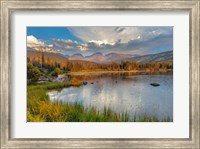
91,82 -> 94,84
83,81 -> 88,85
150,83 -> 160,87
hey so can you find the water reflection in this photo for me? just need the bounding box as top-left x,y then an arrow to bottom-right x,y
48,72 -> 173,121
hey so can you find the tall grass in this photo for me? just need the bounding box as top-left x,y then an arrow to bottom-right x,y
27,82 -> 172,122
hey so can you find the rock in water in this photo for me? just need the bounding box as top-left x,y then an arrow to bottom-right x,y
150,83 -> 160,87
83,81 -> 88,85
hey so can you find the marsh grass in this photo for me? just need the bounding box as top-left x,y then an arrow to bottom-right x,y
27,82 -> 172,122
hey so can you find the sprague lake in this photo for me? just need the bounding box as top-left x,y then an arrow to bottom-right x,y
48,72 -> 173,121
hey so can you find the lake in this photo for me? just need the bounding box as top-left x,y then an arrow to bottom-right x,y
48,72 -> 173,121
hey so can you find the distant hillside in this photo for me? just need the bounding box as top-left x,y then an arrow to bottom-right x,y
125,51 -> 173,64
85,52 -> 107,63
69,53 -> 85,60
27,50 -> 67,63
27,51 -> 99,67
104,53 -> 133,63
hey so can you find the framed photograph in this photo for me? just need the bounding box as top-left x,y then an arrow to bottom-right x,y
1,0 -> 199,148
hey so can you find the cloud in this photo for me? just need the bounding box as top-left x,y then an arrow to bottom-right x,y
27,35 -> 45,49
89,40 -> 115,46
27,35 -> 56,53
68,27 -> 141,44
77,45 -> 88,51
48,44 -> 53,48
27,27 -> 173,56
114,27 -> 126,33
68,27 -> 173,53
49,39 -> 89,55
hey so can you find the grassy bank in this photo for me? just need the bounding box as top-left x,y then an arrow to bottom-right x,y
27,82 -> 130,122
27,81 -> 172,122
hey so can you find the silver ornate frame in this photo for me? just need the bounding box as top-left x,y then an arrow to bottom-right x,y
1,0 -> 199,148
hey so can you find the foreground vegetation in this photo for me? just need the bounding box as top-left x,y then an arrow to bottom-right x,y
27,81 -> 172,122
27,82 -> 129,122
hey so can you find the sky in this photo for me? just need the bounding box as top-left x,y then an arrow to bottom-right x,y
27,26 -> 173,56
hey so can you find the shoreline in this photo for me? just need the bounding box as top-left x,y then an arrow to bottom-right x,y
36,70 -> 173,83
67,70 -> 173,75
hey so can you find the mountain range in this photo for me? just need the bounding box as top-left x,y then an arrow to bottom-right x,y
27,49 -> 173,64
66,51 -> 172,63
67,52 -> 136,63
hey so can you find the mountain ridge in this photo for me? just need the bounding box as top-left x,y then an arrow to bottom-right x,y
125,51 -> 173,64
27,50 -> 173,64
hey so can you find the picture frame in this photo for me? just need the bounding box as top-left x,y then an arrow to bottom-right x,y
0,0 -> 199,148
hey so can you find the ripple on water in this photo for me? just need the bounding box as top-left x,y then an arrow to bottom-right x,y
48,74 -> 173,121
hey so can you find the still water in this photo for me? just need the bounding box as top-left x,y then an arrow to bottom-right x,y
48,72 -> 173,121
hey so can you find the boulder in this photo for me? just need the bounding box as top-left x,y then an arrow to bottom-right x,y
53,75 -> 69,82
83,81 -> 88,85
150,83 -> 160,87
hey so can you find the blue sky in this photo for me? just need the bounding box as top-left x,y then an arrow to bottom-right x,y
27,27 -> 82,42
27,26 -> 173,56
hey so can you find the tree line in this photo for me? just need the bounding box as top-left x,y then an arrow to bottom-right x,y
27,55 -> 173,82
